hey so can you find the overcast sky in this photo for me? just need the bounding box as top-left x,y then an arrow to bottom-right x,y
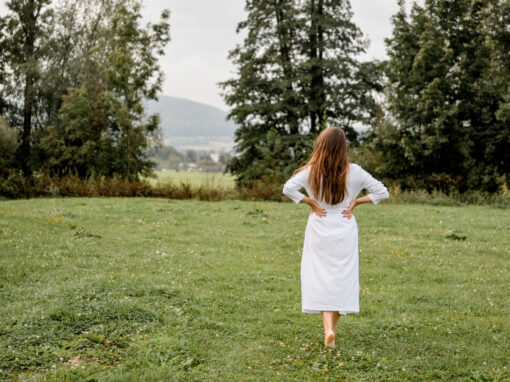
1,0 -> 413,110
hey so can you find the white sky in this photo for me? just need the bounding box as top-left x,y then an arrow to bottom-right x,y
1,0 -> 415,110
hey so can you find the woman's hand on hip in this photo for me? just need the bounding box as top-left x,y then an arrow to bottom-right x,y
342,200 -> 357,219
302,196 -> 326,217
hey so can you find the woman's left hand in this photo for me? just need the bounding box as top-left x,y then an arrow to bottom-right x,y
342,200 -> 357,219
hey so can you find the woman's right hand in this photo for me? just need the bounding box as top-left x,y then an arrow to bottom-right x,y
302,196 -> 327,217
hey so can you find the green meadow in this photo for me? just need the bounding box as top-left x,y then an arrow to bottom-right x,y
144,171 -> 235,188
0,198 -> 508,381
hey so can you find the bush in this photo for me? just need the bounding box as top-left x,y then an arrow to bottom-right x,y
0,117 -> 19,178
0,170 -> 31,199
384,183 -> 510,207
236,176 -> 286,202
0,171 -> 508,207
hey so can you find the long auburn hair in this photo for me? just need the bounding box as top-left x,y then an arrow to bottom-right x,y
294,126 -> 350,205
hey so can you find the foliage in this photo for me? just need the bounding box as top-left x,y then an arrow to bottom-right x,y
1,169 -> 508,206
0,0 -> 170,181
221,0 -> 383,184
0,169 -> 31,198
0,198 -> 508,380
39,84 -> 116,178
0,0 -> 53,175
102,1 -> 170,180
0,116 -> 19,177
227,129 -> 314,185
376,0 -> 510,192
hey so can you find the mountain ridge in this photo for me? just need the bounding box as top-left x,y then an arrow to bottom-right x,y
146,95 -> 237,139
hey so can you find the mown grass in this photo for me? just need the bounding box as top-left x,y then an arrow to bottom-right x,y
0,198 -> 508,381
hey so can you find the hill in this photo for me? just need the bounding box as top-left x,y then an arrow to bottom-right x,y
146,95 -> 237,138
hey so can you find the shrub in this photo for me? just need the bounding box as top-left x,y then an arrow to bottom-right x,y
0,117 -> 19,178
0,172 -> 508,207
0,170 -> 31,199
236,176 -> 286,202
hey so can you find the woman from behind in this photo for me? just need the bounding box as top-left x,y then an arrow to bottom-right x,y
282,126 -> 389,348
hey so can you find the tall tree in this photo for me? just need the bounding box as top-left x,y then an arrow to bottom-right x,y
0,0 -> 52,175
40,0 -> 170,180
378,0 -> 510,192
35,0 -> 111,132
105,2 -> 170,180
31,0 -> 114,170
221,0 -> 381,184
220,0 -> 304,184
32,0 -> 157,173
301,0 -> 379,136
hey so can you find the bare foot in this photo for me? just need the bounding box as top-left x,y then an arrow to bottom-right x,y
324,331 -> 335,348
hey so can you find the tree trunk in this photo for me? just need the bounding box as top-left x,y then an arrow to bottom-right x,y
15,0 -> 37,176
317,0 -> 324,126
124,95 -> 131,181
18,67 -> 34,175
274,0 -> 299,134
309,0 -> 325,133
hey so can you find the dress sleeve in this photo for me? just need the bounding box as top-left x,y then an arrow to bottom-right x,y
282,167 -> 309,204
357,166 -> 390,205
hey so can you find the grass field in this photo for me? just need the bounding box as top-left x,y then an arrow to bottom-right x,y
0,198 -> 508,381
144,171 -> 235,188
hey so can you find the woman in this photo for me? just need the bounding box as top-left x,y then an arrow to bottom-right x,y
282,126 -> 389,349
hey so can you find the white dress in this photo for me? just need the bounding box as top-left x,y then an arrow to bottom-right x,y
282,163 -> 389,315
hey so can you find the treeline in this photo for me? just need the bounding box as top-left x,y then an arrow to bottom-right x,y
0,0 -> 170,182
1,0 -> 509,199
222,0 -> 510,193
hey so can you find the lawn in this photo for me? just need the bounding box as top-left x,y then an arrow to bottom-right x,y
0,198 -> 508,381
143,170 -> 235,188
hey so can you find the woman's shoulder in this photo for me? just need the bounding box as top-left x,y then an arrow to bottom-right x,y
348,163 -> 366,180
290,164 -> 311,179
297,164 -> 312,174
349,163 -> 362,172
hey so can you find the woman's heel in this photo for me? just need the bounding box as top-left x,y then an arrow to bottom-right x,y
324,332 -> 335,349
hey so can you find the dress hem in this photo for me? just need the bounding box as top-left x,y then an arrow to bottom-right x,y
302,307 -> 359,315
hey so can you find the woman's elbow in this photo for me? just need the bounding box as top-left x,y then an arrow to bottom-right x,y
374,188 -> 389,203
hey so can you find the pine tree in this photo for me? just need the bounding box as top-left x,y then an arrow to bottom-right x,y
221,0 -> 382,184
378,0 -> 510,192
300,0 -> 381,137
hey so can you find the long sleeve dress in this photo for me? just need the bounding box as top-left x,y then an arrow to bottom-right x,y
282,163 -> 389,314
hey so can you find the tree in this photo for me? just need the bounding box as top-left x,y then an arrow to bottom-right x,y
0,116 -> 19,177
39,0 -> 170,180
34,0 -> 115,137
0,0 -> 52,175
104,1 -> 170,180
300,0 -> 382,137
40,82 -> 114,177
221,0 -> 382,184
378,0 -> 510,192
0,0 -> 170,181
